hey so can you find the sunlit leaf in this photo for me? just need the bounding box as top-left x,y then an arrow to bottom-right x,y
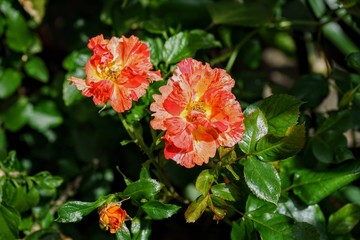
211,183 -> 236,202
239,108 -> 268,154
293,161 -> 360,204
56,195 -> 110,223
195,169 -> 215,196
116,223 -> 131,240
244,94 -> 303,136
141,201 -> 180,220
122,179 -> 162,201
131,218 -> 151,240
328,203 -> 360,235
185,194 -> 209,223
243,156 -> 281,204
256,124 -> 305,161
163,29 -> 221,65
19,0 -> 47,24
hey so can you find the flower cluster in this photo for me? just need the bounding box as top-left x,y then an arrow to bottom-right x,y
98,203 -> 127,234
69,34 -> 162,112
150,58 -> 244,168
70,36 -> 244,168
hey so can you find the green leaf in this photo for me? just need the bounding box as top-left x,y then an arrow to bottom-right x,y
62,49 -> 90,71
0,68 -> 23,98
132,218 -> 151,240
312,130 -> 351,164
62,77 -> 83,106
185,194 -> 209,223
207,2 -> 275,26
346,52 -> 360,73
316,110 -> 352,134
4,7 -> 34,52
244,156 -> 281,204
0,203 -> 20,240
24,56 -> 49,83
163,30 -> 221,65
145,37 -> 163,66
278,197 -> 326,239
122,179 -> 162,201
290,74 -> 329,108
141,201 -> 181,220
293,222 -> 320,240
195,169 -> 215,196
2,97 -> 32,131
231,218 -> 256,240
208,195 -> 227,220
328,203 -> 360,235
244,94 -> 303,136
252,212 -> 294,240
33,171 -> 63,190
239,108 -> 268,154
211,183 -> 236,202
56,195 -> 110,223
27,100 -> 63,132
293,161 -> 360,204
245,194 -> 277,218
255,124 -> 306,161
116,223 -> 131,240
322,22 -> 359,56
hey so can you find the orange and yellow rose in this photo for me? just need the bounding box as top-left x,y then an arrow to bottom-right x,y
99,203 -> 127,234
150,58 -> 245,168
70,34 -> 162,112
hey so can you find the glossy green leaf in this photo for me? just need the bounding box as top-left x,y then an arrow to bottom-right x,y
207,2 -> 274,26
116,223 -> 131,240
122,179 -> 162,201
211,183 -> 236,202
245,194 -> 277,217
0,203 -> 20,240
244,94 -> 303,136
33,171 -> 63,190
239,108 -> 268,154
27,100 -> 63,132
132,218 -> 151,240
278,197 -> 326,239
0,68 -> 23,99
4,7 -> 34,52
195,169 -> 215,196
243,156 -> 281,204
145,37 -> 163,66
293,222 -> 320,240
56,195 -> 110,223
24,56 -> 49,83
2,97 -> 32,132
290,73 -> 329,108
184,194 -> 209,223
293,161 -> 360,204
252,212 -> 294,240
163,30 -> 221,65
346,52 -> 360,73
328,203 -> 360,235
255,124 -> 305,161
231,217 -> 256,240
141,200 -> 180,220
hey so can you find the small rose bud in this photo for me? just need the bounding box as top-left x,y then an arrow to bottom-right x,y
99,202 -> 127,234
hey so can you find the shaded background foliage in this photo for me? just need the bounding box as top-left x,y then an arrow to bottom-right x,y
1,0 -> 360,239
